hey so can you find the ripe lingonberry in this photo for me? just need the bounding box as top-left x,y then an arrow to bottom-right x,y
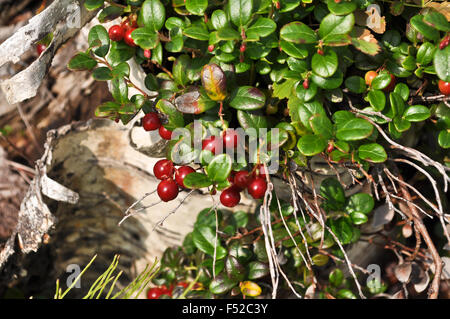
144,49 -> 152,59
438,80 -> 450,95
175,166 -> 195,188
147,287 -> 163,299
383,73 -> 396,92
220,187 -> 241,207
240,43 -> 246,53
248,177 -> 267,199
208,44 -> 215,52
202,136 -> 219,154
157,179 -> 179,202
365,70 -> 378,86
223,129 -> 240,149
153,159 -> 175,180
108,25 -> 125,42
124,28 -> 137,47
159,125 -> 173,140
36,43 -> 46,55
234,170 -> 251,189
142,112 -> 161,131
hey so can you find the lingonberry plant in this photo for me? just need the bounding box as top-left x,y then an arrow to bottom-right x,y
70,0 -> 450,299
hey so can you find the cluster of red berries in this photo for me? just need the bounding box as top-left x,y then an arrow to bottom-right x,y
154,159 -> 195,202
108,20 -> 151,58
220,166 -> 268,208
142,112 -> 173,140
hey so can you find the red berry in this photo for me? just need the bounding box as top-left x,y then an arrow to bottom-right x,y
220,187 -> 241,207
383,73 -> 396,92
248,177 -> 267,199
153,159 -> 175,180
36,43 -> 46,55
160,285 -> 173,296
317,49 -> 324,55
223,129 -> 240,149
159,125 -> 173,140
124,28 -> 137,47
440,36 -> 449,50
303,79 -> 309,90
175,166 -> 195,188
326,142 -> 334,153
365,70 -> 378,86
108,25 -> 125,42
228,170 -> 237,183
240,43 -> 246,53
208,44 -> 215,52
439,80 -> 450,95
142,112 -> 161,131
234,170 -> 251,189
157,179 -> 179,202
144,49 -> 152,59
275,1 -> 281,9
252,165 -> 268,179
202,136 -> 219,154
147,287 -> 163,299
121,19 -> 137,31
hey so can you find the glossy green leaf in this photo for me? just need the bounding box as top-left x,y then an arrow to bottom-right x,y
225,255 -> 246,281
186,0 -> 208,15
248,261 -> 269,280
309,114 -> 333,139
207,154 -> 232,182
183,26 -> 210,41
209,274 -> 238,295
237,110 -> 269,131
211,10 -> 229,30
111,77 -> 128,104
416,42 -> 436,66
92,67 -> 113,81
156,99 -> 185,130
217,27 -> 240,40
279,40 -> 309,59
88,25 -> 110,57
371,72 -> 392,90
138,0 -> 165,32
280,22 -> 318,44
403,105 -> 430,122
68,52 -> 97,70
296,82 -> 318,102
434,45 -> 450,82
131,27 -> 159,49
320,178 -> 346,210
311,49 -> 338,78
229,0 -> 253,27
310,69 -> 343,89
358,143 -> 387,163
318,13 -> 354,39
329,268 -> 344,287
393,83 -> 409,101
345,75 -> 366,93
410,14 -> 440,41
345,192 -> 375,215
326,0 -> 356,15
229,86 -> 266,110
84,0 -> 104,10
107,41 -> 135,66
423,11 -> 450,32
336,118 -> 373,141
246,17 -> 277,38
297,134 -> 327,156
193,225 -> 227,258
184,172 -> 213,189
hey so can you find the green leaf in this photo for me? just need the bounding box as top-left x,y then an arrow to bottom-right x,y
111,77 -> 128,104
311,49 -> 338,78
88,25 -> 110,57
209,274 -> 237,295
173,54 -> 190,86
165,17 -> 185,30
84,0 -> 104,10
185,0 -> 208,15
183,172 -> 213,189
389,92 -> 405,116
108,41 -> 135,66
403,105 -> 430,122
318,13 -> 354,39
98,6 -> 123,23
309,114 -> 333,139
211,10 -> 229,30
345,192 -> 375,215
371,72 -> 392,90
183,26 -> 210,41
296,82 -> 318,102
279,40 -> 309,59
423,11 -> 450,32
229,0 -> 253,27
358,143 -> 387,163
438,130 -> 450,149
367,90 -> 386,111
156,99 -> 185,130
193,225 -> 227,259
312,254 -> 329,266
216,27 -> 240,41
237,110 -> 269,130
297,134 -> 327,156
350,212 -> 368,225
298,100 -> 327,130
434,45 -> 450,82
273,78 -> 297,99
310,69 -> 343,89
336,118 -> 373,141
225,255 -> 246,282
337,289 -> 357,299
95,101 -> 120,117
329,268 -> 344,287
326,0 -> 356,15
246,17 -> 277,38
345,76 -> 366,94
229,86 -> 266,110
320,178 -> 346,211
68,52 -> 97,70
207,154 -> 232,182
416,42 -> 436,66
351,38 -> 380,56
138,0 -> 165,32
131,28 -> 159,49
248,261 -> 269,280
393,83 -> 409,101
92,67 -> 113,81
410,15 -> 440,42
280,22 -> 318,44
